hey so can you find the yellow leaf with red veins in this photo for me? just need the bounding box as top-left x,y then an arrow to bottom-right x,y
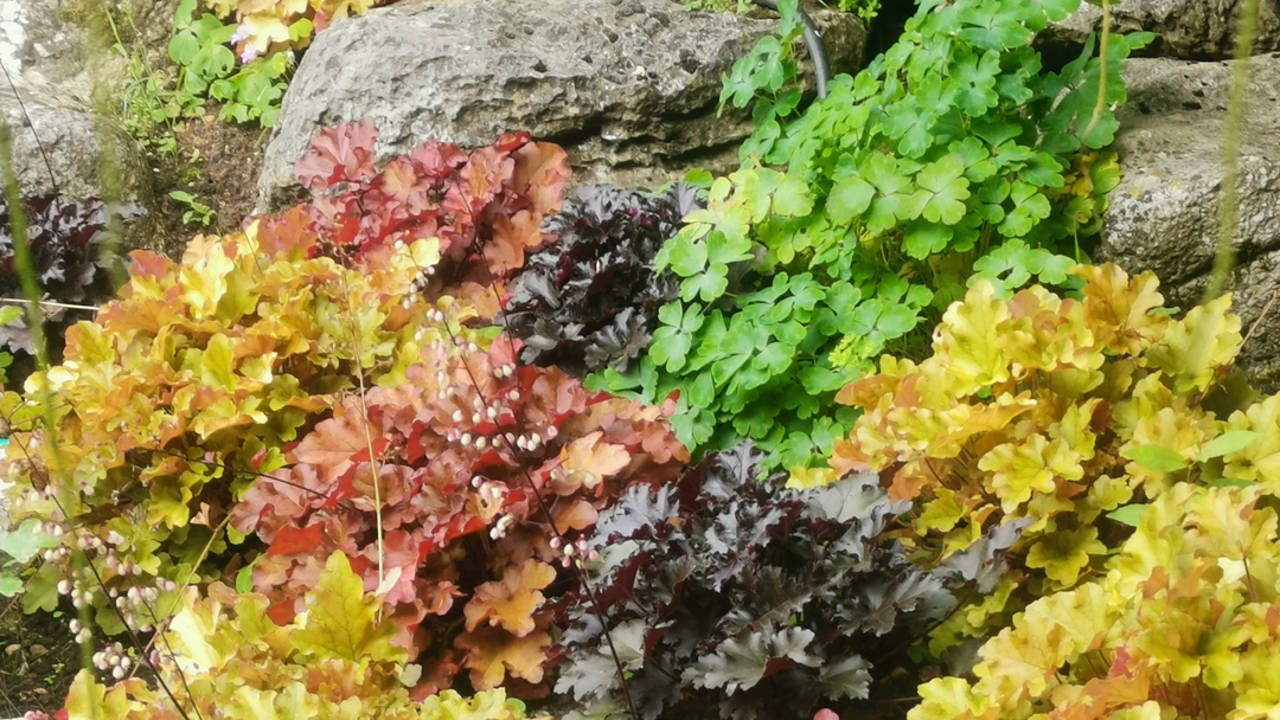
464,560 -> 556,637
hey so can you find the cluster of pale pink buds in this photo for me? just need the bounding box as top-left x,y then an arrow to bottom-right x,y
493,364 -> 516,379
68,617 -> 92,644
514,431 -> 550,451
92,642 -> 131,679
40,546 -> 69,563
75,534 -> 106,553
489,514 -> 516,540
550,535 -> 598,568
425,308 -> 446,324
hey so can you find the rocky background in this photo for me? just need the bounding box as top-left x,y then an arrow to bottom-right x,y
3,0 -> 1278,381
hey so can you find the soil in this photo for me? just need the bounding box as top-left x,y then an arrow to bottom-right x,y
126,114 -> 269,262
0,597 -> 80,717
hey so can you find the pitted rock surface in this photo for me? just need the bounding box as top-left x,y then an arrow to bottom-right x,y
1098,55 -> 1280,390
1041,0 -> 1280,61
256,0 -> 865,210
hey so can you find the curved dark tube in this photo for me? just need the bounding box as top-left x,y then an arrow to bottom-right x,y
750,0 -> 831,99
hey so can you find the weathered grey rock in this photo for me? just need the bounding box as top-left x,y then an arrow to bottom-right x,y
0,0 -> 160,201
1097,55 -> 1280,390
1041,0 -> 1280,61
1,0 -> 179,105
2,84 -> 149,201
257,0 -> 865,210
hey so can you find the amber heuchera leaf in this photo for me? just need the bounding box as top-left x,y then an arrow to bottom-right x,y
455,626 -> 552,690
464,560 -> 556,637
291,551 -> 405,664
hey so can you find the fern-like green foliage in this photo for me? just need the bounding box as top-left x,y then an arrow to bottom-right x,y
596,0 -> 1151,473
823,263 -> 1273,656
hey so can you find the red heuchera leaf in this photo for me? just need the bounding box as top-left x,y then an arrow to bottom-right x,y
293,119 -> 378,192
274,120 -> 569,309
267,522 -> 325,556
232,325 -> 689,694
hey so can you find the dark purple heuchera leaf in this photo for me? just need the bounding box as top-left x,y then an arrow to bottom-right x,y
550,442 -> 955,720
0,193 -> 143,355
503,184 -> 699,376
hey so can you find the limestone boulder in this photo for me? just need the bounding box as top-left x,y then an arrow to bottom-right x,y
256,0 -> 866,210
1041,0 -> 1280,61
1097,55 -> 1280,390
0,0 -> 162,201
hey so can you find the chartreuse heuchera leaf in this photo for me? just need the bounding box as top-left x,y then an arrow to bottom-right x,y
61,551 -> 546,720
909,482 -> 1280,720
822,263 -> 1274,655
599,0 -> 1153,473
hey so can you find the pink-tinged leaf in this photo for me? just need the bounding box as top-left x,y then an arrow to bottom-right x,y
267,523 -> 325,556
294,119 -> 378,192
290,406 -> 372,480
512,140 -> 570,216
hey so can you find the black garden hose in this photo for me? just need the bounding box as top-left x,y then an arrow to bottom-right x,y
750,0 -> 831,98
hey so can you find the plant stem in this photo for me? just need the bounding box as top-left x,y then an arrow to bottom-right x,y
1204,0 -> 1260,301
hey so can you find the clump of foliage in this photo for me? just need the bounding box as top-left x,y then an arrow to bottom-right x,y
909,481 -> 1280,719
0,193 -> 142,357
0,225 -> 489,632
202,0 -> 386,63
824,263 -> 1262,654
602,0 -> 1151,472
232,318 -> 689,694
552,442 -> 952,719
60,551 -> 548,720
285,120 -> 570,310
164,0 -> 295,127
504,184 -> 698,375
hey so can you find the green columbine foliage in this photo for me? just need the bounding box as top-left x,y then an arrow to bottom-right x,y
596,0 -> 1152,472
165,0 -> 294,126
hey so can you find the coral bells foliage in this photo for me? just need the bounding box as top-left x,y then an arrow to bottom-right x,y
285,119 -> 570,308
0,227 -> 488,631
0,192 -> 143,356
203,0 -> 386,64
823,263 -> 1272,653
910,483 -> 1280,720
61,552 -> 547,720
504,184 -> 698,375
231,323 -> 689,695
553,443 -> 952,720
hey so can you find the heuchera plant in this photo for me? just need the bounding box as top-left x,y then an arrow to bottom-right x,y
288,119 -> 570,311
505,184 -> 699,376
603,0 -> 1150,472
59,552 -> 548,720
909,482 -> 1280,720
824,263 -> 1265,654
0,225 -> 490,634
201,0 -> 384,64
0,192 -> 143,357
552,442 -> 952,720
231,315 -> 690,695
